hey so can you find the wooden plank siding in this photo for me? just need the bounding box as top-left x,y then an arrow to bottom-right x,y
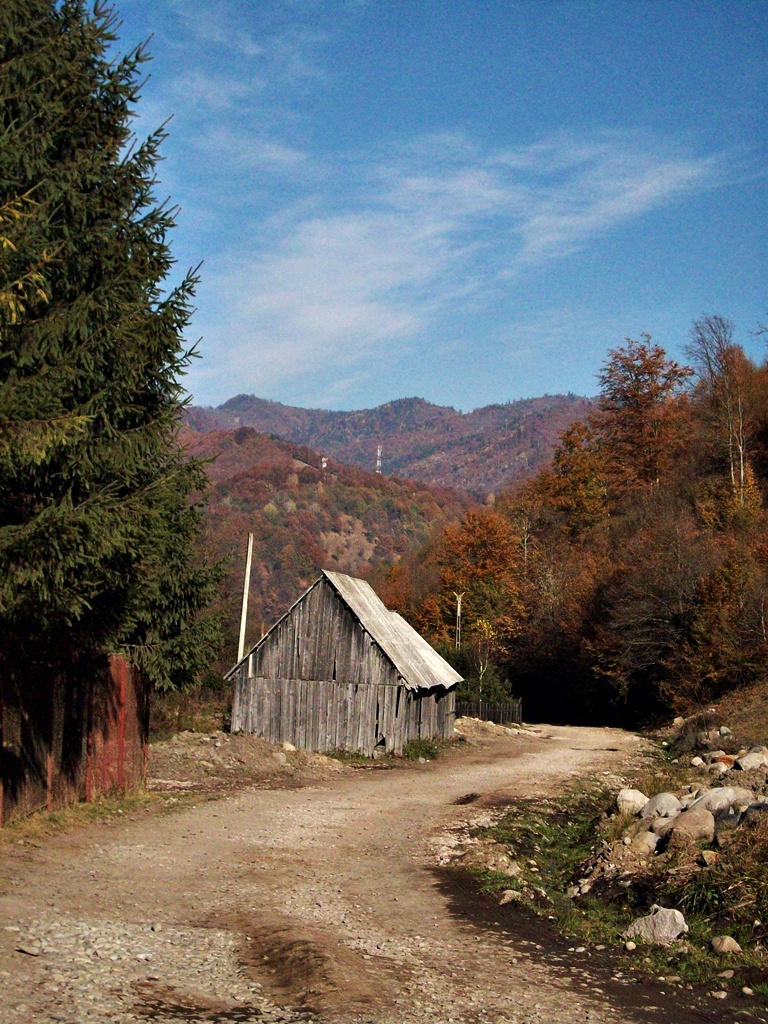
229,574 -> 458,757
231,674 -> 455,756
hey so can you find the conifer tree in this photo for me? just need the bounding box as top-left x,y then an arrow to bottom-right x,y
0,1 -> 221,693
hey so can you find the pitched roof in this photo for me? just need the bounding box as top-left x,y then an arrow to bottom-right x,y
323,571 -> 461,691
227,570 -> 461,691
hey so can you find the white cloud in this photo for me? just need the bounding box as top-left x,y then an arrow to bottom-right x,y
192,130 -> 726,404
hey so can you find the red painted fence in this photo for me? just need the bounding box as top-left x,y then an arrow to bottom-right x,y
0,655 -> 148,826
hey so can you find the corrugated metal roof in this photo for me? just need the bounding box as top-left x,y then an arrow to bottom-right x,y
323,571 -> 461,691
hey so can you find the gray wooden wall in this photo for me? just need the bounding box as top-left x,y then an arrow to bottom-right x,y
231,674 -> 455,756
229,578 -> 456,755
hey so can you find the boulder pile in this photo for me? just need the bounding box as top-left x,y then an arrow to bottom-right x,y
569,734 -> 768,946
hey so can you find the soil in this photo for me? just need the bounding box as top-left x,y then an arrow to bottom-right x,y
0,723 -> 762,1024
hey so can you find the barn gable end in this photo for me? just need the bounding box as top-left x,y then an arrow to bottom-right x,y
227,572 -> 460,756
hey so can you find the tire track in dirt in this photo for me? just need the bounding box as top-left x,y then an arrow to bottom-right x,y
0,724 -> 713,1024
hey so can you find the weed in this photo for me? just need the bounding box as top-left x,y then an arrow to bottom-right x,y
402,737 -> 439,760
327,748 -> 372,764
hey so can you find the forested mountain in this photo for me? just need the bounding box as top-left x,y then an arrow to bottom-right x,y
180,425 -> 474,674
184,393 -> 593,495
372,322 -> 768,726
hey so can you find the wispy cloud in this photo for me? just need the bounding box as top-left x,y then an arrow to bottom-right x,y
133,4 -> 733,406
192,129 -> 726,403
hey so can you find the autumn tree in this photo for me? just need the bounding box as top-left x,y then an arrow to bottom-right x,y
594,335 -> 693,497
545,420 -> 608,537
687,315 -> 759,510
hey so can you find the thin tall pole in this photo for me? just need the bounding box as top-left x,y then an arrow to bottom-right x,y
237,532 -> 254,663
453,592 -> 464,651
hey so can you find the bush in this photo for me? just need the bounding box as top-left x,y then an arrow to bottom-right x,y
402,737 -> 439,760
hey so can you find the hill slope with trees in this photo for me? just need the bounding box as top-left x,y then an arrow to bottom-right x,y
184,393 -> 593,495
372,321 -> 768,725
180,425 -> 474,674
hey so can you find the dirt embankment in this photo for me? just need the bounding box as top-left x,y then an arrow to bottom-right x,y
2,723 -> 741,1024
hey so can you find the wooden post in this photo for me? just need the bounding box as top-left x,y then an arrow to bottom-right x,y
116,658 -> 126,794
0,696 -> 4,827
237,532 -> 254,663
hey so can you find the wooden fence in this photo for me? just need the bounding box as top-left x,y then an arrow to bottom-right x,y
456,699 -> 523,726
0,655 -> 148,826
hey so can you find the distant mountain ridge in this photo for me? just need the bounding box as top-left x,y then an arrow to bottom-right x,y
184,393 -> 593,494
179,424 -> 473,668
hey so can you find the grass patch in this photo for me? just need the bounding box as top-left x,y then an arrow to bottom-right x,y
326,748 -> 372,765
463,766 -> 768,1002
402,737 -> 440,760
0,792 -> 155,848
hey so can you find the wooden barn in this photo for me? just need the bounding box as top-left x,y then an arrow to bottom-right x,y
227,571 -> 461,756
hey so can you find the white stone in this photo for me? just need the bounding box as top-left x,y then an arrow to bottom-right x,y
622,906 -> 688,945
641,793 -> 682,818
282,742 -> 296,752
617,789 -> 648,816
690,756 -> 704,767
734,751 -> 768,771
711,935 -> 742,954
689,787 -> 753,816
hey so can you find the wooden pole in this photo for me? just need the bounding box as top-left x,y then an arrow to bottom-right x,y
237,532 -> 254,663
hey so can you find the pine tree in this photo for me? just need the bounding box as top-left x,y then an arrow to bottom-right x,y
0,1 -> 221,694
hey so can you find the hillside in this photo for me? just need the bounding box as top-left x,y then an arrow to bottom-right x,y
184,393 -> 593,495
181,425 -> 474,671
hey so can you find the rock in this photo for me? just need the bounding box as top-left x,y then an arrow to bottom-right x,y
651,815 -> 678,836
673,716 -> 685,726
622,906 -> 688,945
498,889 -> 522,905
690,756 -> 705,767
718,969 -> 735,979
15,944 -> 40,956
624,941 -> 637,951
711,935 -> 742,954
714,806 -> 743,832
704,750 -> 727,763
630,831 -> 660,855
710,990 -> 728,999
272,751 -> 287,764
689,787 -> 753,817
708,762 -> 730,776
282,742 -> 296,752
617,788 -> 649,816
743,986 -> 754,996
641,793 -> 682,818
668,807 -> 715,843
734,750 -> 768,771
714,754 -> 738,768
719,726 -> 732,736
698,849 -> 719,867
565,886 -> 579,899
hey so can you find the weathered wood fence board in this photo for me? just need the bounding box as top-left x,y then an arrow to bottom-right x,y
456,699 -> 523,726
0,655 -> 147,826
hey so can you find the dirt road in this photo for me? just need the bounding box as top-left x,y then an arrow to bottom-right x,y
0,725 -> 685,1024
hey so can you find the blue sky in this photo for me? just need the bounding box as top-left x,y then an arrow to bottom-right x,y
117,0 -> 767,411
